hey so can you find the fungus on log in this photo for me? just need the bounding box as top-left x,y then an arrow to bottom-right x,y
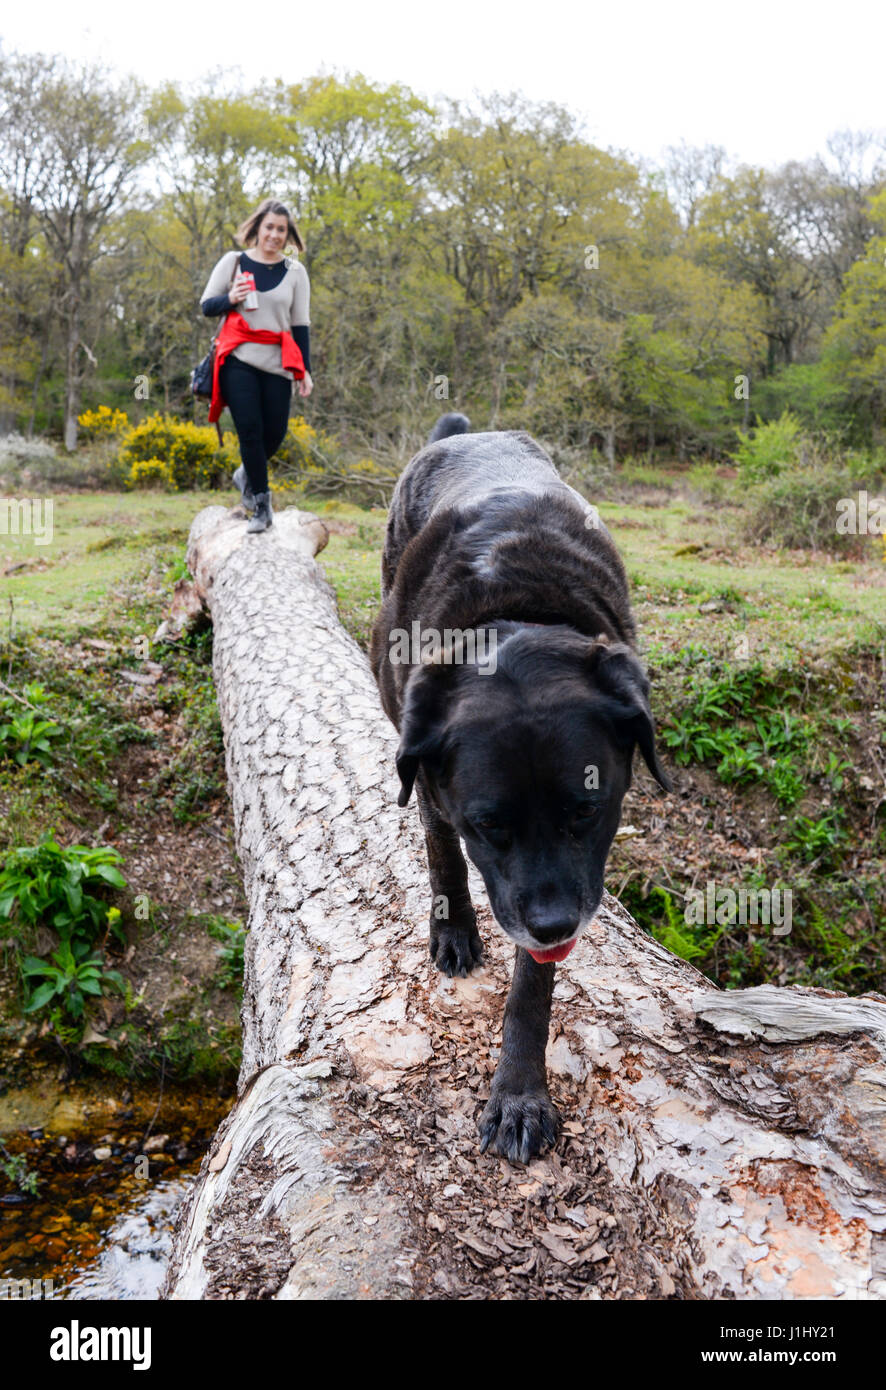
160,504 -> 886,1301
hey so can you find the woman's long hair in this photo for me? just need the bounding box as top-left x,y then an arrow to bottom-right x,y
234,198 -> 305,255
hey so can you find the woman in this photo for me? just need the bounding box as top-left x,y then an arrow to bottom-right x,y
200,198 -> 313,533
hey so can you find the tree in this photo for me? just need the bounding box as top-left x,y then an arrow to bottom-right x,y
433,93 -> 639,427
271,72 -> 439,445
693,167 -> 823,374
0,51 -> 64,432
821,189 -> 886,441
1,53 -> 152,448
661,140 -> 729,229
146,75 -> 291,277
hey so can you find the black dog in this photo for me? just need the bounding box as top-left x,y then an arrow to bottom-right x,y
369,415 -> 670,1162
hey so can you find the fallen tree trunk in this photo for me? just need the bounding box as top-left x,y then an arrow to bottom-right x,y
160,503 -> 886,1301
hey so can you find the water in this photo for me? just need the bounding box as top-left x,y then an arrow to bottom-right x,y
0,1078 -> 232,1299
62,1176 -> 192,1299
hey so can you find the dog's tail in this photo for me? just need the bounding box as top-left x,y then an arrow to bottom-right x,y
428,412 -> 470,443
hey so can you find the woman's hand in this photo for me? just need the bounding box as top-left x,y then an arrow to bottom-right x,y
297,371 -> 313,398
229,271 -> 250,305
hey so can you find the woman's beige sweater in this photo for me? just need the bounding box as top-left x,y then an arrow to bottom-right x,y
199,249 -> 310,380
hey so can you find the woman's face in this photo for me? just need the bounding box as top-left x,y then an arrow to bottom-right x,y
257,213 -> 289,256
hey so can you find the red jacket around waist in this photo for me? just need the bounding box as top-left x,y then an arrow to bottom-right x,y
209,311 -> 305,423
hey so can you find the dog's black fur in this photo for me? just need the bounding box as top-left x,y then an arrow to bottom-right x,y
370,416 -> 670,1163
426,410 -> 471,443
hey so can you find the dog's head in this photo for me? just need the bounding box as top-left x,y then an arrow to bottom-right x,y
395,627 -> 670,962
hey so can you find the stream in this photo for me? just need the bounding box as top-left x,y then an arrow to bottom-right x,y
0,1074 -> 233,1299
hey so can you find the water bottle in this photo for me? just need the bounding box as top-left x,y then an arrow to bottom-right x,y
241,271 -> 258,311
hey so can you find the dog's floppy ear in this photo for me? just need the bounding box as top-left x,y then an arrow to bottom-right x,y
586,637 -> 672,792
395,663 -> 451,806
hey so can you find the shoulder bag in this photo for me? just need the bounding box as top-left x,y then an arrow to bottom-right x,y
190,251 -> 242,439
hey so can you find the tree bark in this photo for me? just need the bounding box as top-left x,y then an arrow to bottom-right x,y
161,503 -> 886,1301
63,283 -> 82,453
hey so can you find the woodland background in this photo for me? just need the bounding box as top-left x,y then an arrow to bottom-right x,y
1,51 -> 886,462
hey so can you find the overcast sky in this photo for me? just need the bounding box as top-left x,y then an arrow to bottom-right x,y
2,0 -> 884,170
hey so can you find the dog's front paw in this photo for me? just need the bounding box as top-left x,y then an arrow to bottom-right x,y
478,1087 -> 560,1164
429,918 -> 483,978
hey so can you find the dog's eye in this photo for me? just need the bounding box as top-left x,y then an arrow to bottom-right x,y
471,816 -> 509,843
569,805 -> 599,826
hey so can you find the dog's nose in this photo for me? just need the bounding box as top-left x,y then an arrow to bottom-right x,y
526,917 -> 579,946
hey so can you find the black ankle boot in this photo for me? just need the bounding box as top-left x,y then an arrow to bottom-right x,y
246,492 -> 273,533
233,466 -> 255,510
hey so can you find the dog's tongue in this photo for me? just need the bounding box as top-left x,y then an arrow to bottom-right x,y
527,939 -> 577,965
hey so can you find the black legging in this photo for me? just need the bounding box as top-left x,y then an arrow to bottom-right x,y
219,354 -> 292,494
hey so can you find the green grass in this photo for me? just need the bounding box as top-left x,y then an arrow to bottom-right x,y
599,496 -> 885,664
5,482 -> 882,661
300,497 -> 388,650
0,491 -> 204,634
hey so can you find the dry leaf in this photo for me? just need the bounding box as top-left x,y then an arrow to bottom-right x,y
208,1139 -> 232,1173
456,1232 -> 498,1259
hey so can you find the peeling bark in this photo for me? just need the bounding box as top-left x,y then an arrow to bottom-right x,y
161,504 -> 886,1301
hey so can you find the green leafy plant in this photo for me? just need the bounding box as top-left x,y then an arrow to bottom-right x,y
730,411 -> 803,480
768,756 -> 806,808
20,937 -> 125,1020
0,684 -> 64,768
650,886 -> 718,961
828,716 -> 855,737
655,642 -> 711,672
661,661 -> 812,807
716,743 -> 765,785
753,710 -> 808,757
619,883 -> 722,966
121,977 -> 147,1013
797,902 -> 876,988
0,1145 -> 40,1196
0,709 -> 64,767
783,810 -> 847,865
206,917 -> 247,990
0,832 -> 128,949
820,752 -> 853,792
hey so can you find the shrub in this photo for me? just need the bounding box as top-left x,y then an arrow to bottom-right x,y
0,432 -> 94,487
128,456 -> 173,489
77,405 -> 129,438
0,432 -> 60,469
742,466 -> 883,554
118,414 -> 230,490
270,418 -> 397,504
731,411 -> 803,479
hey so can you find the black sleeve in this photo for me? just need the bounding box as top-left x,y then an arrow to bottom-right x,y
202,293 -> 231,317
291,323 -> 311,374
